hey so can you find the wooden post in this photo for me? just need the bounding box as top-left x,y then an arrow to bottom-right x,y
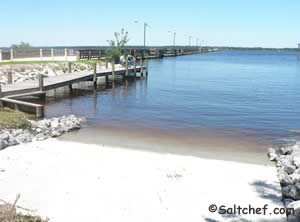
68,62 -> 72,90
134,60 -> 137,76
40,48 -> 43,60
112,60 -> 115,80
51,48 -> 54,60
68,62 -> 72,73
36,107 -> 44,118
140,60 -> 144,77
105,75 -> 109,85
125,56 -> 129,77
39,74 -> 44,91
10,48 -> 13,61
0,85 -> 3,107
145,59 -> 148,76
7,71 -> 12,84
64,48 -> 68,61
93,63 -> 97,87
105,59 -> 108,69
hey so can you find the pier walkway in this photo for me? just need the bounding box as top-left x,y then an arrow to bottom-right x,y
0,63 -> 146,117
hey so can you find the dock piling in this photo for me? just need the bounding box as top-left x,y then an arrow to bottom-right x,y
145,59 -> 148,76
93,63 -> 97,87
112,60 -> 115,80
134,60 -> 137,76
0,85 -> 3,107
68,62 -> 72,73
39,74 -> 44,91
125,57 -> 129,79
140,60 -> 144,77
7,71 -> 13,84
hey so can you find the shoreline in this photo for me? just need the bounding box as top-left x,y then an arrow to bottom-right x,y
60,124 -> 274,165
0,138 -> 285,222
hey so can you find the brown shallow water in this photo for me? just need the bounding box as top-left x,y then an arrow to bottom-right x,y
60,124 -> 273,165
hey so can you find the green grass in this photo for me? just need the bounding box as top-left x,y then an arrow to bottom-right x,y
0,108 -> 34,129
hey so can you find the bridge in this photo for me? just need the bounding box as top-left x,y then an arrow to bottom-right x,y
0,46 -> 208,62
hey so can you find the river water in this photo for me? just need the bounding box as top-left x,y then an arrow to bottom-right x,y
44,50 -> 300,164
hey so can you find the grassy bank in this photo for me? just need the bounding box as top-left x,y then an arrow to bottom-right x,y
0,108 -> 33,129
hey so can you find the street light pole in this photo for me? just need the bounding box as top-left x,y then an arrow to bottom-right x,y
135,21 -> 149,58
143,22 -> 147,57
173,32 -> 176,48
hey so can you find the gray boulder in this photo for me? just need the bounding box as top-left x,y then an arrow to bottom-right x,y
282,185 -> 300,200
278,169 -> 293,186
0,139 -> 8,150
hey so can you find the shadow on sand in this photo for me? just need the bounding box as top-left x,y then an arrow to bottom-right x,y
203,180 -> 285,222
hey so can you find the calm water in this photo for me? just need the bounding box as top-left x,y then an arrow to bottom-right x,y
43,50 -> 300,162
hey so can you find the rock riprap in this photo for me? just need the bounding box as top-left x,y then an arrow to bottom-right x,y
0,115 -> 83,151
0,63 -> 92,85
269,141 -> 300,221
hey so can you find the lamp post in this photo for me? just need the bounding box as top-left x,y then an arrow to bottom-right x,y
187,35 -> 192,47
168,31 -> 176,54
135,21 -> 149,57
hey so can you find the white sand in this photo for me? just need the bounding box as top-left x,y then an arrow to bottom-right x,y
0,139 -> 285,222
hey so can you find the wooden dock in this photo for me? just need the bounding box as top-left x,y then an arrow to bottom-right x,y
0,61 -> 147,118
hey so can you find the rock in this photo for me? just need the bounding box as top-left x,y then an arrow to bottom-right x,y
0,132 -> 10,141
50,119 -> 60,128
278,157 -> 296,174
290,173 -> 300,184
283,198 -> 294,207
281,146 -> 294,155
268,147 -> 278,161
278,169 -> 293,186
50,129 -> 62,137
8,135 -> 18,146
287,200 -> 300,221
12,129 -> 24,137
16,132 -> 32,143
282,185 -> 300,200
0,139 -> 8,150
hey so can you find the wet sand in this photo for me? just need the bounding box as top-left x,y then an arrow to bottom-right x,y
60,124 -> 273,165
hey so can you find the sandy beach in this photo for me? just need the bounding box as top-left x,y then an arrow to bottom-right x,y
0,139 -> 285,222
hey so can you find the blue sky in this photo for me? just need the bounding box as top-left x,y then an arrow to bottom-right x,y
1,0 -> 300,48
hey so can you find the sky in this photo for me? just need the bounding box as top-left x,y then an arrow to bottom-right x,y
1,0 -> 300,48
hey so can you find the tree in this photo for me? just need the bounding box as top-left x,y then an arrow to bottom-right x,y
11,42 -> 32,49
106,29 -> 129,63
